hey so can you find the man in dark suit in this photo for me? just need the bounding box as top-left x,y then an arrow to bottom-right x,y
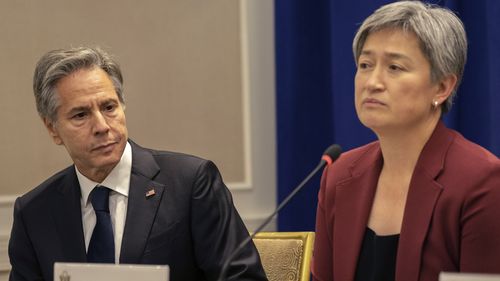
8,47 -> 267,281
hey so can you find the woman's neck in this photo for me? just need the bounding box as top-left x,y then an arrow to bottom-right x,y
376,117 -> 440,176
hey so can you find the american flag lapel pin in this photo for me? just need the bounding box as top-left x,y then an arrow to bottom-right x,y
146,188 -> 156,198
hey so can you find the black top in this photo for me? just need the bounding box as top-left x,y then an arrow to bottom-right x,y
354,228 -> 400,281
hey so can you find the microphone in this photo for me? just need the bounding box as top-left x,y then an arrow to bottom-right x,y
217,144 -> 342,281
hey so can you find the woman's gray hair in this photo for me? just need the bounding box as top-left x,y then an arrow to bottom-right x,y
352,1 -> 467,113
33,47 -> 124,122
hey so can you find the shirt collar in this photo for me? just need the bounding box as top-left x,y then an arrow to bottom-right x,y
77,141 -> 132,206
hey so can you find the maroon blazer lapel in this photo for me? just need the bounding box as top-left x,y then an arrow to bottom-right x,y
396,170 -> 442,281
332,122 -> 455,281
396,122 -> 454,281
334,145 -> 383,281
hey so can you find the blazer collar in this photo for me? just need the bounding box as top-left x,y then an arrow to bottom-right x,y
396,121 -> 455,281
119,140 -> 166,263
129,140 -> 161,179
345,121 -> 454,178
49,141 -> 168,263
334,143 -> 382,281
412,121 -> 455,179
333,121 -> 456,281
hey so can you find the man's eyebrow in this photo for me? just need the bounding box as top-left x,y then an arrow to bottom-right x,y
67,105 -> 90,114
101,98 -> 119,105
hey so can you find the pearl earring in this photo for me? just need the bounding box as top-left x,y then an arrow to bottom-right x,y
433,100 -> 439,108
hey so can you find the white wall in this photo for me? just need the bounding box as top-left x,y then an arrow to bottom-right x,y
230,0 -> 277,231
0,197 -> 15,280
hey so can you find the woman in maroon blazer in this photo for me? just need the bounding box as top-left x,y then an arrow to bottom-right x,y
311,2 -> 500,281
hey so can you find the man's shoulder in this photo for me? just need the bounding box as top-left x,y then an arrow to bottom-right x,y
134,141 -> 206,162
18,165 -> 75,210
130,141 -> 214,174
150,149 -> 207,165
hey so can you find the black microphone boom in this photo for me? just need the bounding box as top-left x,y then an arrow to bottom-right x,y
217,144 -> 342,281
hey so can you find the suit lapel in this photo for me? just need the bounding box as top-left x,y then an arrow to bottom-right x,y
51,166 -> 87,262
396,122 -> 453,281
396,169 -> 442,281
120,142 -> 165,264
334,145 -> 382,281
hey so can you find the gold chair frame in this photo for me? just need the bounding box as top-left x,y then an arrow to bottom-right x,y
253,232 -> 315,281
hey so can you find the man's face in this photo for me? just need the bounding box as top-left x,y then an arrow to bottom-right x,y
45,67 -> 128,182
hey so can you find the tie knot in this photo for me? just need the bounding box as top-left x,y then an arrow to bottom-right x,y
90,186 -> 110,212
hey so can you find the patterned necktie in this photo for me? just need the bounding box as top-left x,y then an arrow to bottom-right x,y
87,186 -> 115,263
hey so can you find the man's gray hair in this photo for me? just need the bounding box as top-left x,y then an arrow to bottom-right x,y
352,0 -> 467,113
33,47 -> 124,122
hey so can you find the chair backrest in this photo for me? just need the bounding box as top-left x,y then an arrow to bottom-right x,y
252,232 -> 315,281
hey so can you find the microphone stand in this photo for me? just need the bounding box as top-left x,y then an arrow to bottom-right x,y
217,158 -> 329,281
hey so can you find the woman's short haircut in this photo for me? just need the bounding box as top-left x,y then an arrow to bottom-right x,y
353,1 -> 467,113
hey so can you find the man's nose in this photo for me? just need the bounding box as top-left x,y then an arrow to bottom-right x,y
92,111 -> 110,135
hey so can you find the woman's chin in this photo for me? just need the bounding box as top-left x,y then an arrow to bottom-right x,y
359,115 -> 385,130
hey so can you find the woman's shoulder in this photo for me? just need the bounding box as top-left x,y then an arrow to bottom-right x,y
438,129 -> 500,194
323,141 -> 381,182
335,141 -> 380,167
446,130 -> 499,174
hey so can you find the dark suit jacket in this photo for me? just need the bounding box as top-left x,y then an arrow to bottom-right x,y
9,141 -> 267,281
311,122 -> 500,281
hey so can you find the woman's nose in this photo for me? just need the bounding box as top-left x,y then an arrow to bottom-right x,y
365,67 -> 385,92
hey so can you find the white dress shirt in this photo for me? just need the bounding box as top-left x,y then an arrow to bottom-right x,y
77,142 -> 132,263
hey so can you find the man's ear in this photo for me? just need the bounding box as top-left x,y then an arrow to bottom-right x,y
43,118 -> 63,145
434,74 -> 458,105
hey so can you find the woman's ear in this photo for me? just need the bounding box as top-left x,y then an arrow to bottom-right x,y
434,74 -> 458,105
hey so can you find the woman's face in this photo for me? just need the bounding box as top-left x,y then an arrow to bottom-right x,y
354,28 -> 443,134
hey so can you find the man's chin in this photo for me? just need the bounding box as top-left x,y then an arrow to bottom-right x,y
89,155 -> 122,172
